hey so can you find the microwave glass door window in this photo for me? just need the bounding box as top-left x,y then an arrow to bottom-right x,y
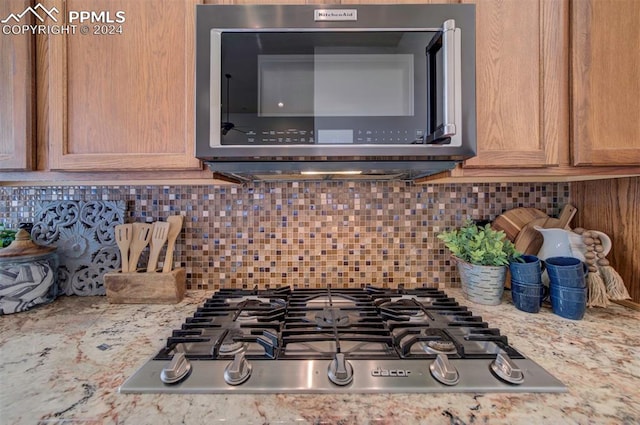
219,31 -> 435,145
258,54 -> 414,117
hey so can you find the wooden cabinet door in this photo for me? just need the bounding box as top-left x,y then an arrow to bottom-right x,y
572,0 -> 640,166
461,0 -> 568,169
40,0 -> 202,171
0,0 -> 35,170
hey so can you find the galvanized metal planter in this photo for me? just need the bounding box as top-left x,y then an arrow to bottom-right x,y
454,257 -> 507,306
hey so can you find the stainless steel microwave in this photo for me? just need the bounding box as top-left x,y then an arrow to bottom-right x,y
195,4 -> 476,180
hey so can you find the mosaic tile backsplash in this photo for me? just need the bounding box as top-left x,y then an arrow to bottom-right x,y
0,182 -> 570,291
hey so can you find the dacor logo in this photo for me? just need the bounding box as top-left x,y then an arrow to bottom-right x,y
371,368 -> 412,377
1,3 -> 59,24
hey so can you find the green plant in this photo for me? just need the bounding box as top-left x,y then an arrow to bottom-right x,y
0,224 -> 17,248
437,220 -> 522,266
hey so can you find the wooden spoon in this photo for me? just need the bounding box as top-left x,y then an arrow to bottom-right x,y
162,215 -> 184,273
147,221 -> 170,272
115,223 -> 132,272
128,223 -> 152,272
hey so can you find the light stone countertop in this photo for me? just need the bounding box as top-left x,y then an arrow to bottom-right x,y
1,288 -> 638,425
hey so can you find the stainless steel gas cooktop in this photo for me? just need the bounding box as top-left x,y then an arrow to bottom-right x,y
120,286 -> 566,394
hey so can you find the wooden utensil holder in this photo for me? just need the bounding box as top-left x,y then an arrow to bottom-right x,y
104,268 -> 186,304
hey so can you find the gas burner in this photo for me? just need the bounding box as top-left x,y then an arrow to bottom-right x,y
395,309 -> 429,323
241,299 -> 264,307
405,309 -> 427,322
393,298 -> 419,306
376,296 -> 420,308
315,308 -> 350,328
377,298 -> 431,323
219,330 -> 247,355
422,339 -> 457,355
236,312 -> 257,322
228,297 -> 272,307
230,297 -> 287,322
236,307 -> 262,322
219,341 -> 246,355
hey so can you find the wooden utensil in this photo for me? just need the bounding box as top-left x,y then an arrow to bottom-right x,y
162,215 -> 184,273
115,223 -> 132,272
147,221 -> 170,272
492,207 -> 549,242
556,203 -> 577,229
128,223 -> 152,272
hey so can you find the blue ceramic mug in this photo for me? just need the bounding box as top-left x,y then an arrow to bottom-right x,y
509,255 -> 544,285
550,284 -> 587,320
511,280 -> 548,313
545,257 -> 588,288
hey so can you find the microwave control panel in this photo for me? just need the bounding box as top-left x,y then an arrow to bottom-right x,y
228,129 -> 426,145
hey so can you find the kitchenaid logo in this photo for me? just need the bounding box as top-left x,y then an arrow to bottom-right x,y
314,9 -> 357,22
371,368 -> 412,377
2,2 -> 125,35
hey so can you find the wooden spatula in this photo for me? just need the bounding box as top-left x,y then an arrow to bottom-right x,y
115,223 -> 132,272
147,221 -> 170,272
162,215 -> 184,273
128,223 -> 152,272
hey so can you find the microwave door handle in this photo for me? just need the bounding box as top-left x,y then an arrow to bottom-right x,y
426,19 -> 462,144
442,19 -> 460,138
210,30 -> 223,146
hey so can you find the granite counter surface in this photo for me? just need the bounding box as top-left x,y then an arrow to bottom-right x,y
1,288 -> 638,425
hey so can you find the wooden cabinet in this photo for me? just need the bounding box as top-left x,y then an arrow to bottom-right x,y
39,0 -> 202,171
0,0 -> 35,171
3,0 -> 639,181
571,0 -> 640,166
571,177 -> 640,304
461,0 -> 569,169
436,0 -> 640,181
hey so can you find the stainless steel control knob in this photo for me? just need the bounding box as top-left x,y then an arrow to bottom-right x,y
430,354 -> 460,386
160,352 -> 192,384
224,352 -> 252,385
328,353 -> 354,386
490,351 -> 524,385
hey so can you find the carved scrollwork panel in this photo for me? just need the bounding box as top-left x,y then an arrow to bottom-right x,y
32,201 -> 126,296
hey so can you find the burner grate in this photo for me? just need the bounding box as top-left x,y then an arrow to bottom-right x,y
152,286 -> 523,362
123,285 -> 565,394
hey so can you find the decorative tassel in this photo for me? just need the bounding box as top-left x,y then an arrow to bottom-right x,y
598,259 -> 631,300
586,271 -> 609,307
577,229 -> 609,308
